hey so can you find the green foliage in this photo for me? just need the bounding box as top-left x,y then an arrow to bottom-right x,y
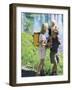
22,13 -> 34,33
21,32 -> 39,70
21,32 -> 63,75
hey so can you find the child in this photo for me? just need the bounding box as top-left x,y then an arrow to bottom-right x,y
47,20 -> 60,75
37,23 -> 48,75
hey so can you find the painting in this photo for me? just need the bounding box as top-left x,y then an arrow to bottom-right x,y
9,3 -> 70,86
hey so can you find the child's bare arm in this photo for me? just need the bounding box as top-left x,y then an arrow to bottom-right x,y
42,40 -> 46,47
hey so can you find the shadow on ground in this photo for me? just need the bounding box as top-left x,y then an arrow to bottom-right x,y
21,69 -> 37,77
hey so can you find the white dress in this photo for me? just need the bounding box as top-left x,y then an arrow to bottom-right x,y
39,34 -> 47,60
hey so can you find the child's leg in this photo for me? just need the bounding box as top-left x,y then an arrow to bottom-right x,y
41,59 -> 44,70
37,59 -> 44,75
52,54 -> 59,74
52,63 -> 57,75
50,53 -> 58,75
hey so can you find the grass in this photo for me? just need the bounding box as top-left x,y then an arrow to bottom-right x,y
21,32 -> 63,75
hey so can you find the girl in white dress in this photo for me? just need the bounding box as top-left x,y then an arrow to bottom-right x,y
37,23 -> 48,75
